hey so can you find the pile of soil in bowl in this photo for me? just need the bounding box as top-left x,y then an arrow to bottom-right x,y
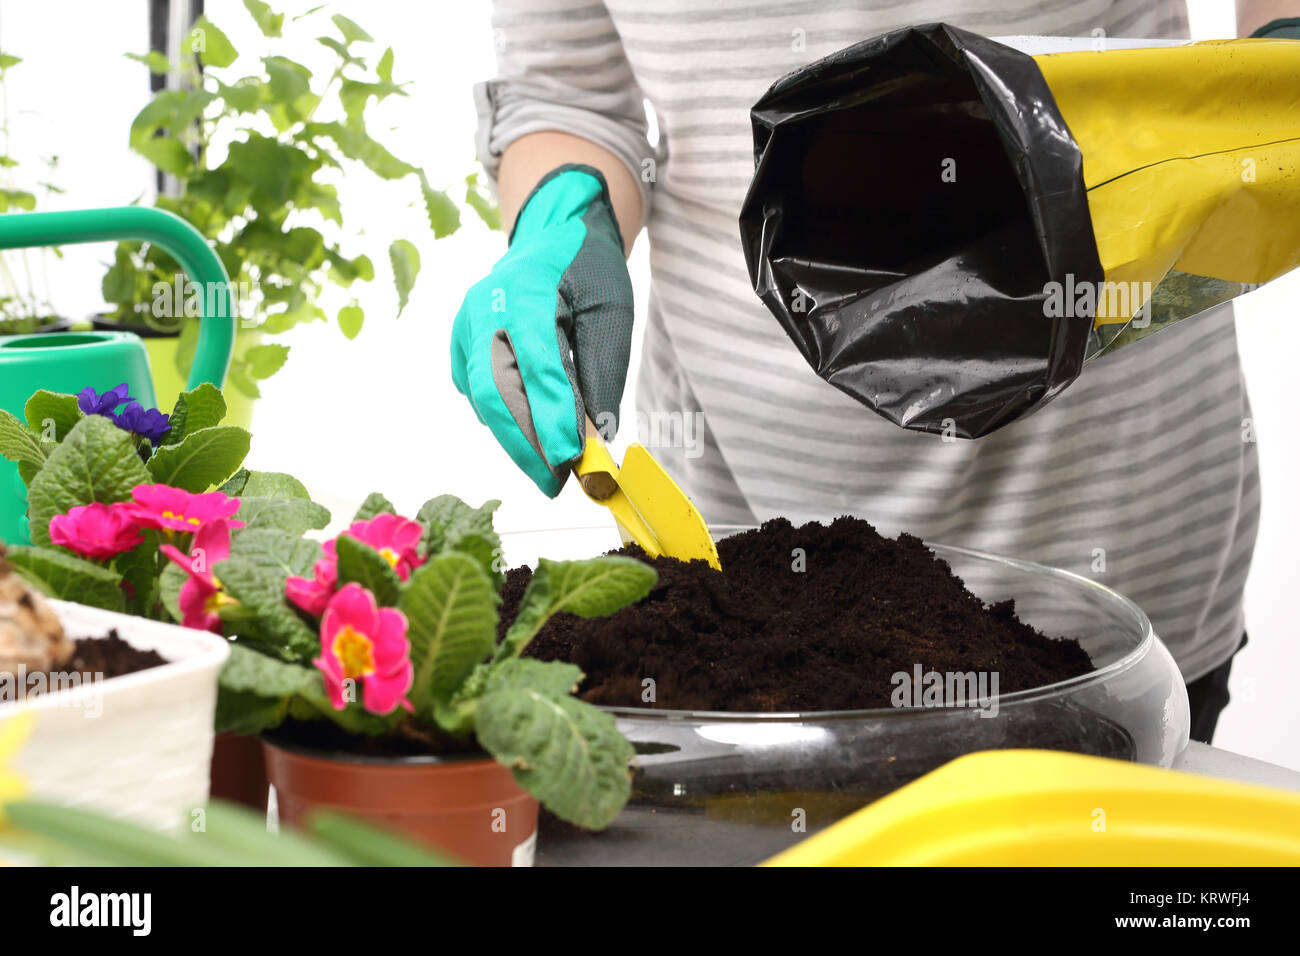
14,632 -> 166,701
513,516 -> 1094,712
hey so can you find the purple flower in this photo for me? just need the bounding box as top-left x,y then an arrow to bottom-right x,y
77,383 -> 133,418
113,402 -> 171,444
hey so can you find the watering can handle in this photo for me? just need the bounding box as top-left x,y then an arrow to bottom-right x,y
0,206 -> 235,390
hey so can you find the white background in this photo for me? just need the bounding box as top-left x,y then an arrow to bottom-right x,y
0,0 -> 1293,768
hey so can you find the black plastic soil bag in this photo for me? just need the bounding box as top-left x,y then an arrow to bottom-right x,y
740,23 -> 1104,438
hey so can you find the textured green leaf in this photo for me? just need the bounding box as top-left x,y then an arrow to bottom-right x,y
337,302 -> 363,340
352,491 -> 395,523
484,657 -> 583,697
27,415 -> 151,547
475,688 -> 632,829
164,382 -> 227,445
190,15 -> 238,69
448,531 -> 504,589
399,553 -> 499,714
146,425 -> 251,492
416,494 -> 500,555
215,556 -> 318,660
115,531 -> 161,617
159,560 -> 187,621
500,556 -> 656,659
388,239 -> 420,317
23,390 -> 83,440
334,533 -> 402,607
227,527 -> 322,579
5,546 -> 125,611
219,468 -> 310,500
234,496 -> 330,535
0,408 -> 47,469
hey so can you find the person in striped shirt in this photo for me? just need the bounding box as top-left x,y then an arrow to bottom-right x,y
452,1 -> 1298,742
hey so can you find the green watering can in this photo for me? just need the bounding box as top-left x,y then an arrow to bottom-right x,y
0,206 -> 235,545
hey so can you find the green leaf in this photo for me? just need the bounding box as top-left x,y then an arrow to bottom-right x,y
115,531 -> 161,617
331,13 -> 373,44
465,172 -> 502,231
420,179 -> 460,239
376,47 -> 394,82
416,494 -> 500,555
190,15 -> 238,69
388,239 -> 420,317
484,657 -> 583,697
234,496 -> 330,535
399,553 -> 500,715
5,546 -> 126,611
134,137 -> 192,177
337,302 -> 363,340
26,415 -> 151,547
159,560 -> 187,621
0,408 -> 47,470
146,425 -> 251,493
245,343 -> 290,380
219,469 -> 310,500
164,382 -> 227,445
242,0 -> 284,37
334,534 -> 402,607
448,531 -> 504,589
214,556 -> 318,660
500,556 -> 656,660
125,50 -> 173,74
220,640 -> 319,698
475,688 -> 632,829
352,491 -> 395,523
226,527 -> 322,579
23,390 -> 83,441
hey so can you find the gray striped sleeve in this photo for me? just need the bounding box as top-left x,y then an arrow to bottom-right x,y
475,0 -> 654,227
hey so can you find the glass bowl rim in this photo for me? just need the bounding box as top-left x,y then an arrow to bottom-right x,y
501,525 -> 1157,722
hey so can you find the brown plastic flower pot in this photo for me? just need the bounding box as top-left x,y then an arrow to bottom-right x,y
208,732 -> 269,812
262,737 -> 539,867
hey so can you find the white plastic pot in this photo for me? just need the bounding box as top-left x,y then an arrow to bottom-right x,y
0,599 -> 230,831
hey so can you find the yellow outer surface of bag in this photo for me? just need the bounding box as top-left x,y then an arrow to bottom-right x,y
1034,38 -> 1300,324
763,749 -> 1300,866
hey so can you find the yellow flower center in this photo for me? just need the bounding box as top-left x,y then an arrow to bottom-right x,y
378,547 -> 400,570
332,625 -> 376,680
162,509 -> 202,527
204,590 -> 237,615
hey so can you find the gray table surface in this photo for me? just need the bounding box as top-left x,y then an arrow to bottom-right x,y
536,743 -> 1300,866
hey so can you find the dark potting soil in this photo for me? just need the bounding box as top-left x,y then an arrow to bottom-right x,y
18,631 -> 167,700
513,516 -> 1095,712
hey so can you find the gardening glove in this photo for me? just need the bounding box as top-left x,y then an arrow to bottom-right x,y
1252,18 -> 1300,38
451,164 -> 633,497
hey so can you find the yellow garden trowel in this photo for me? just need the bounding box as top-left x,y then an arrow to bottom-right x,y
575,419 -> 721,569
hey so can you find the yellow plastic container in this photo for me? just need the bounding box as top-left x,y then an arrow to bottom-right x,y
765,749 -> 1300,866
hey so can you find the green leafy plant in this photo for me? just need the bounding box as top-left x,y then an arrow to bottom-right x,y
0,384 -> 655,830
0,48 -> 64,333
103,2 -> 499,397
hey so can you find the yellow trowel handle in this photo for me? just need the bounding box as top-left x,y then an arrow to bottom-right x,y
575,418 -> 663,556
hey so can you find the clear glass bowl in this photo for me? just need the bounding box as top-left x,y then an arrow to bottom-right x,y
501,526 -> 1190,866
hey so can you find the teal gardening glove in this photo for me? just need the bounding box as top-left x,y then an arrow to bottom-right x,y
451,164 -> 634,497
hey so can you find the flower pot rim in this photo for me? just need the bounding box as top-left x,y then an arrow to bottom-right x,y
260,729 -> 496,768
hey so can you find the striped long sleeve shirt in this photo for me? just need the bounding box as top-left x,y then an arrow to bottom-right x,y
475,0 -> 1256,681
